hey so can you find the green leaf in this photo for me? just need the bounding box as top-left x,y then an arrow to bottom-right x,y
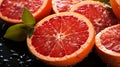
4,24 -> 28,41
22,8 -> 35,28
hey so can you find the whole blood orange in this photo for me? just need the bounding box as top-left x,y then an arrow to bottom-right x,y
27,12 -> 95,66
71,1 -> 119,33
110,0 -> 120,20
95,24 -> 120,67
0,0 -> 52,24
52,0 -> 93,13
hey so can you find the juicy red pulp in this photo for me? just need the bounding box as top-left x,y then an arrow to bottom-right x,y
73,3 -> 118,33
32,15 -> 89,57
100,26 -> 120,53
0,0 -> 43,20
54,0 -> 83,12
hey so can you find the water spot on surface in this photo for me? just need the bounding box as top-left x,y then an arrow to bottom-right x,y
0,43 -> 2,47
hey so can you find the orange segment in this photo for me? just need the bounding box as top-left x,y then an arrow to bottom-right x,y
95,24 -> 120,67
0,0 -> 52,24
27,12 -> 95,66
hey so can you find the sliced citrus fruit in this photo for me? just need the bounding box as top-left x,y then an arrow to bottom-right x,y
0,0 -> 52,24
52,0 -> 93,13
71,1 -> 119,33
27,12 -> 95,66
95,24 -> 120,67
110,0 -> 120,19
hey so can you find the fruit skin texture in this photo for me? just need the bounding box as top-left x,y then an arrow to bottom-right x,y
27,12 -> 95,66
95,24 -> 120,67
110,0 -> 120,20
0,0 -> 52,24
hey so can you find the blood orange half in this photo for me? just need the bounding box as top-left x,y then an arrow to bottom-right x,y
27,12 -> 95,66
95,24 -> 120,67
52,0 -> 93,13
71,1 -> 119,33
0,0 -> 52,24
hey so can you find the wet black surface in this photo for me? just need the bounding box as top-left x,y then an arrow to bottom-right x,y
0,19 -> 107,67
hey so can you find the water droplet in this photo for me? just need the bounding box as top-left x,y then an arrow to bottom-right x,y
10,49 -> 15,53
19,61 -> 24,64
3,59 -> 9,62
25,64 -> 29,67
20,55 -> 23,59
26,59 -> 32,62
2,24 -> 6,29
11,53 -> 19,56
0,37 -> 5,42
7,64 -> 10,67
22,53 -> 26,57
9,57 -> 13,60
0,49 -> 3,52
17,58 -> 20,61
0,55 -> 3,58
0,43 -> 2,47
5,63 -> 11,67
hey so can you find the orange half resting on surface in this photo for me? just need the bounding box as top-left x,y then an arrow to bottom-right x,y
52,0 -> 93,13
27,12 -> 95,66
71,1 -> 119,33
0,0 -> 52,24
95,24 -> 120,67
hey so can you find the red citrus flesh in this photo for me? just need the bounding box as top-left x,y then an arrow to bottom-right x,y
52,0 -> 91,13
100,25 -> 120,53
71,1 -> 119,33
0,0 -> 52,23
27,12 -> 95,66
95,24 -> 120,67
1,0 -> 42,20
32,13 -> 89,57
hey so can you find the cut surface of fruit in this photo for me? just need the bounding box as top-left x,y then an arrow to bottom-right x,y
0,0 -> 52,24
27,12 -> 95,66
95,24 -> 120,67
52,0 -> 93,13
71,1 -> 119,33
110,0 -> 120,19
